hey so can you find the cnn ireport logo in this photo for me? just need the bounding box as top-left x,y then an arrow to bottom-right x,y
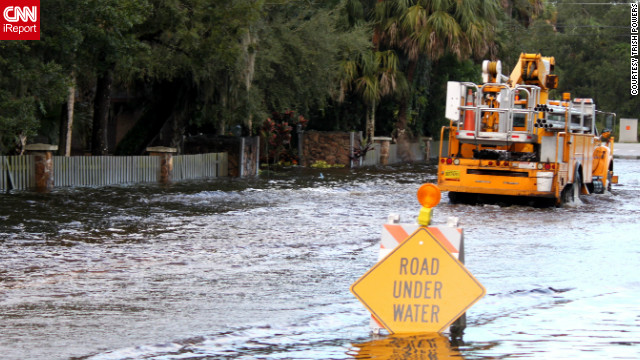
1,0 -> 40,40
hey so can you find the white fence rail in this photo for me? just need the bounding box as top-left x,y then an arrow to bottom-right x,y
1,155 -> 35,191
173,153 -> 228,181
54,156 -> 161,187
1,153 -> 227,192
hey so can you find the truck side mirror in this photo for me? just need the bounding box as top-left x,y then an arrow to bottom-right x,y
605,115 -> 614,130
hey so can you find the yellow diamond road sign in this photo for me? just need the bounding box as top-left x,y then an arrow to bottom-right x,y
351,227 -> 485,334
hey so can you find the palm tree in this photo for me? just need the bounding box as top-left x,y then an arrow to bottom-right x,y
502,0 -> 544,27
339,49 -> 405,142
374,0 -> 500,154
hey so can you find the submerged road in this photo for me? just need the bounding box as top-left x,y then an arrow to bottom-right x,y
613,142 -> 640,159
0,157 -> 639,359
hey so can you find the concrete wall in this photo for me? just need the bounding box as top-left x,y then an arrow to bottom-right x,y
301,131 -> 435,167
184,135 -> 259,177
619,118 -> 638,143
301,131 -> 362,167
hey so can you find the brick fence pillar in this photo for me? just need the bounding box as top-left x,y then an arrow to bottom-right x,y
146,146 -> 177,184
25,143 -> 58,192
374,137 -> 392,165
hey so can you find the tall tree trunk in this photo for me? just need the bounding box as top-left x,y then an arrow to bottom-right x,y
91,65 -> 114,155
395,59 -> 418,161
59,72 -> 76,156
242,31 -> 257,135
396,99 -> 408,135
366,99 -> 375,142
372,0 -> 384,49
395,99 -> 411,161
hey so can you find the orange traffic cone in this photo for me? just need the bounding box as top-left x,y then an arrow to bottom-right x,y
463,89 -> 475,131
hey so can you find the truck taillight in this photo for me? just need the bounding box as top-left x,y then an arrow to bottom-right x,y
537,162 -> 555,170
446,158 -> 453,165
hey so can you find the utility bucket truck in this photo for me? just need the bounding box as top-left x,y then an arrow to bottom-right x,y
438,53 -> 617,205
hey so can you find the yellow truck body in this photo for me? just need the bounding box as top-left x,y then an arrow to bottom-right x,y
437,53 -> 616,205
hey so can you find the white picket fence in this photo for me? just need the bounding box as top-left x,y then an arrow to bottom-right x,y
0,153 -> 227,191
173,153 -> 228,181
0,155 -> 35,191
53,156 -> 161,187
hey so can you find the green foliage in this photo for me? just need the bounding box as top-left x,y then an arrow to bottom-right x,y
506,0 -> 637,120
131,0 -> 261,82
3,0 -> 631,156
0,41 -> 67,152
369,0 -> 502,142
310,160 -> 345,168
418,54 -> 481,137
251,2 -> 371,129
40,0 -> 152,80
374,0 -> 501,61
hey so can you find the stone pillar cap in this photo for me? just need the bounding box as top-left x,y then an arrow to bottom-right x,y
25,143 -> 59,151
146,146 -> 178,153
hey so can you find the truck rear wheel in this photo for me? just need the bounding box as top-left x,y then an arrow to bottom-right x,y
561,184 -> 574,204
448,191 -> 479,204
561,167 -> 582,205
448,191 -> 461,204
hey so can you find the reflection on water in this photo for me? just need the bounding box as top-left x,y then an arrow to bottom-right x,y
1,161 -> 640,359
349,333 -> 463,360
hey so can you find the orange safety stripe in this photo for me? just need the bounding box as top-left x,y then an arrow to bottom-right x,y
383,224 -> 459,254
382,224 -> 409,248
423,227 -> 459,254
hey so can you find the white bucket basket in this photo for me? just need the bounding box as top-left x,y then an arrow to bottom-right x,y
536,172 -> 554,192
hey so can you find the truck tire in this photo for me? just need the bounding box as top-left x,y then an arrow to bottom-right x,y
561,184 -> 574,204
607,162 -> 613,192
574,168 -> 582,199
561,167 -> 582,205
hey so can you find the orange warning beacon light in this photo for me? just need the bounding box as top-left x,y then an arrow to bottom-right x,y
417,183 -> 441,226
417,183 -> 441,208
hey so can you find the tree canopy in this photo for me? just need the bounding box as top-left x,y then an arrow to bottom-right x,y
0,0 -> 636,155
513,0 -> 636,119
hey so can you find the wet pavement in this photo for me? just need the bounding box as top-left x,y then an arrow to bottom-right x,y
1,160 -> 639,360
614,142 -> 640,159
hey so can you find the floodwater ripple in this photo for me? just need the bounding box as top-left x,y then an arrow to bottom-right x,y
0,162 -> 639,359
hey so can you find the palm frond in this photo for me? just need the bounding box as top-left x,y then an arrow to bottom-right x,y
355,75 -> 380,104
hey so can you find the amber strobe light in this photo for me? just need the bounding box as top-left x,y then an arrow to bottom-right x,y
417,183 -> 441,208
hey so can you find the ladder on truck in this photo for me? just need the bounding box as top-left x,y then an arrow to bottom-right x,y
446,81 -> 541,145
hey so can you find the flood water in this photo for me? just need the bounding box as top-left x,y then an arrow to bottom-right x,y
1,160 -> 639,360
